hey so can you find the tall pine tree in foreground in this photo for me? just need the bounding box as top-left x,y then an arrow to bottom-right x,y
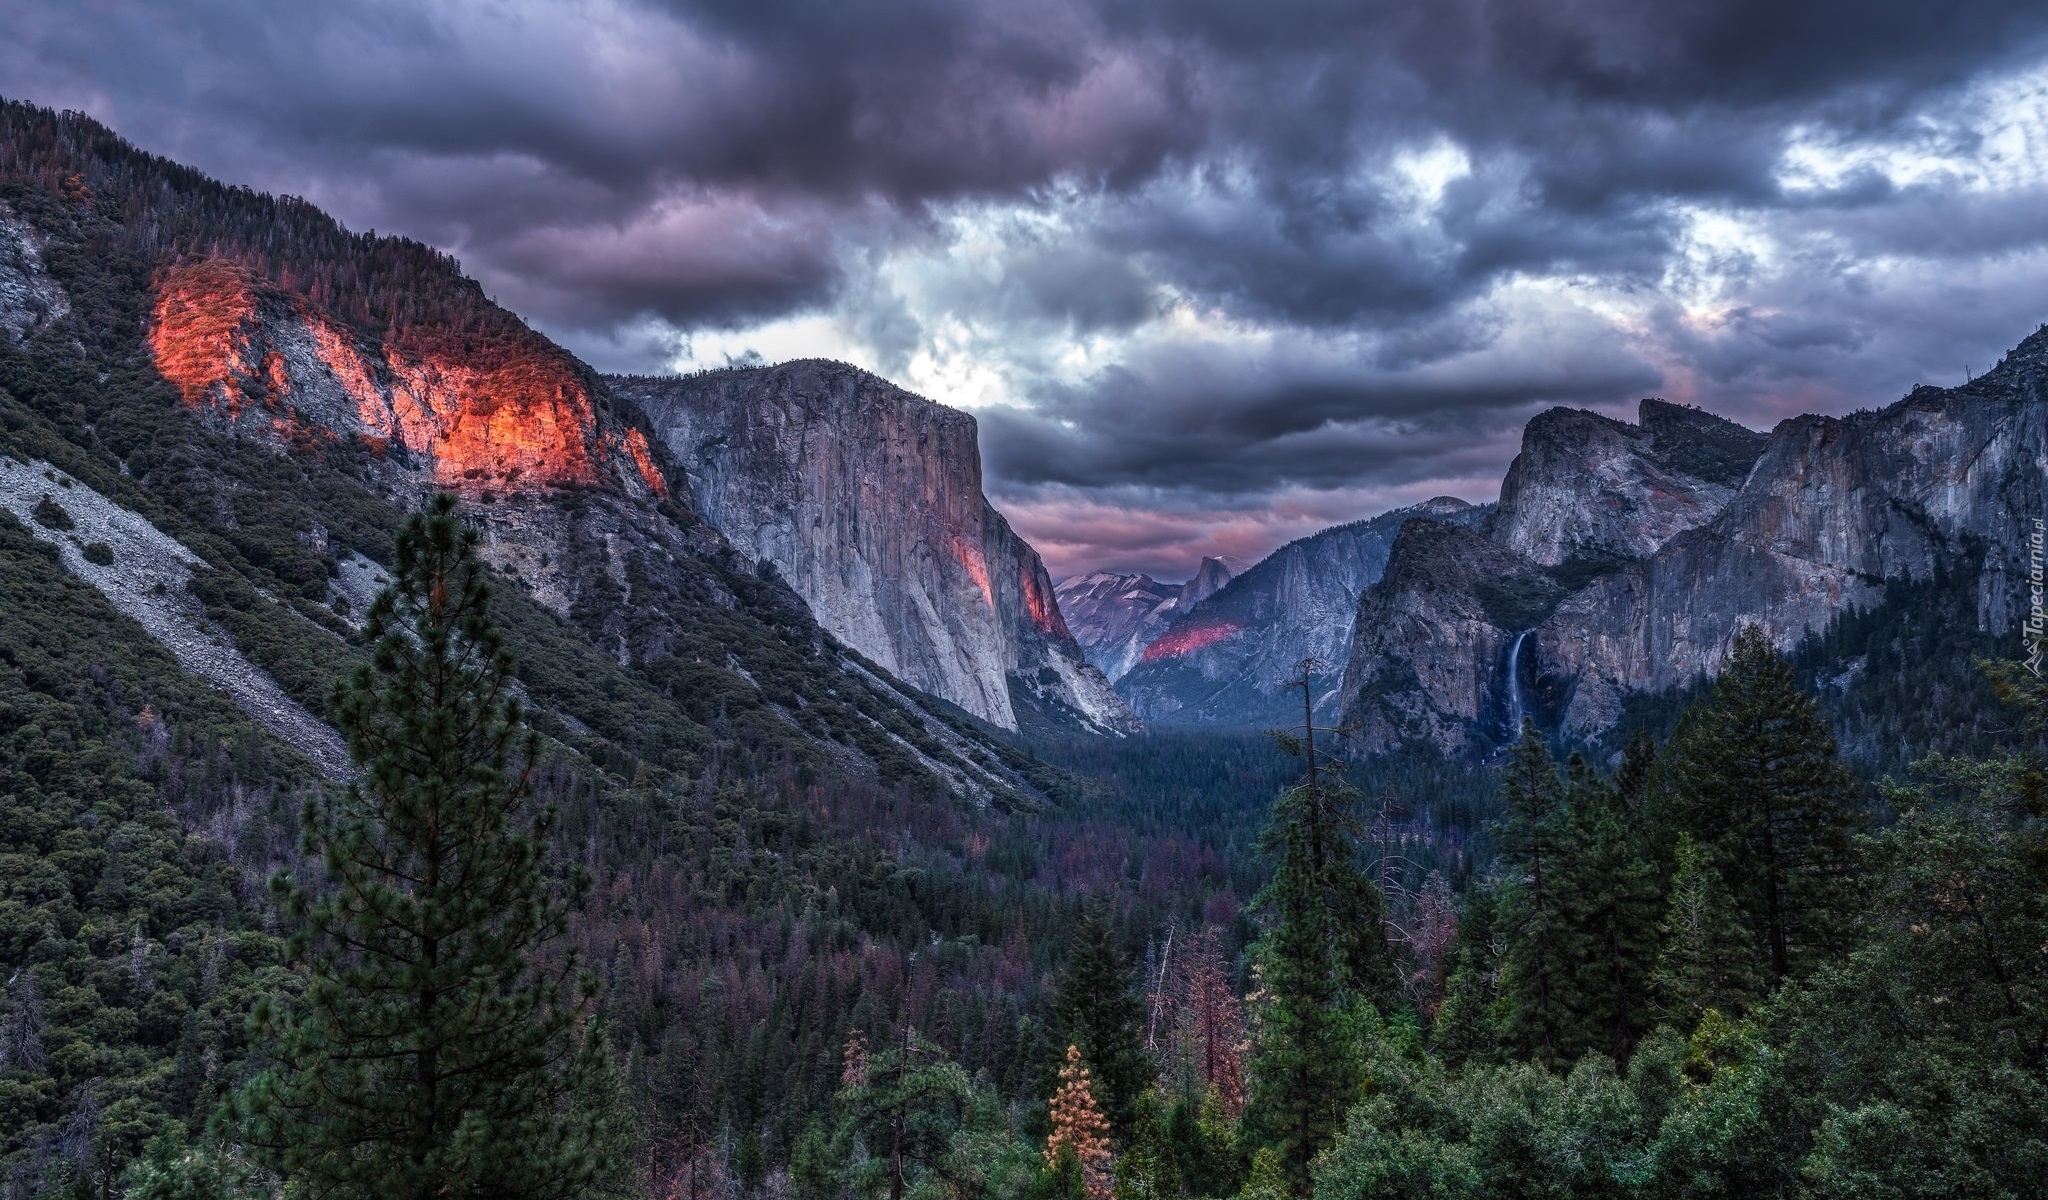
1665,625 -> 1861,986
1247,658 -> 1395,1195
231,495 -> 627,1200
1554,751 -> 1664,1062
1491,722 -> 1572,1066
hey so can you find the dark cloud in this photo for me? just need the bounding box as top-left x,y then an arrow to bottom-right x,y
3,0 -> 2047,574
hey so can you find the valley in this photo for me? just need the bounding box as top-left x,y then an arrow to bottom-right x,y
0,97 -> 2042,1200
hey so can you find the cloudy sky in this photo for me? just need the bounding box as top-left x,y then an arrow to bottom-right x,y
6,0 -> 2048,578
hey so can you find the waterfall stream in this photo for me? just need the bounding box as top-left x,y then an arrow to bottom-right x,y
1503,629 -> 1531,742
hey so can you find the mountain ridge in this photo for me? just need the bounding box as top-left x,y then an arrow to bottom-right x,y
1341,344 -> 2048,755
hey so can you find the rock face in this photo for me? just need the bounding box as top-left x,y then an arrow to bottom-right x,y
1342,352 -> 2048,755
1489,400 -> 1767,570
612,363 -> 1140,735
147,260 -> 668,500
1118,497 -> 1490,727
1057,555 -> 1245,681
0,199 -> 68,341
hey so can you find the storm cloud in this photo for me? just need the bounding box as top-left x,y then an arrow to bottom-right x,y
5,0 -> 2047,577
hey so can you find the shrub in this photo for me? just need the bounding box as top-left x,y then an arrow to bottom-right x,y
31,493 -> 72,529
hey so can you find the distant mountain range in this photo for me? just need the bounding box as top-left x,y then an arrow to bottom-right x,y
1054,555 -> 1245,682
1108,498 -> 1491,729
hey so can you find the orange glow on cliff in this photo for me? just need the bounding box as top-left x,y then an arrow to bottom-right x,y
624,427 -> 669,498
1141,620 -> 1243,663
148,259 -> 664,496
951,535 -> 995,608
1021,567 -> 1066,637
149,261 -> 260,412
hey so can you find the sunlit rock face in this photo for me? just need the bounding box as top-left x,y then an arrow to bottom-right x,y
1117,497 -> 1490,729
613,362 -> 1140,735
1341,333 -> 2048,755
147,260 -> 667,499
1056,555 -> 1245,682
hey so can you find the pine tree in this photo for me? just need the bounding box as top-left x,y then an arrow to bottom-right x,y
1247,825 -> 1361,1196
1652,833 -> 1760,1023
1665,625 -> 1862,986
1246,659 -> 1387,1193
1170,929 -> 1246,1117
1492,722 -> 1572,1065
836,1026 -> 972,1200
1051,912 -> 1152,1139
231,494 -> 627,1200
1262,660 -> 1401,1009
1555,753 -> 1664,1062
1045,1046 -> 1114,1200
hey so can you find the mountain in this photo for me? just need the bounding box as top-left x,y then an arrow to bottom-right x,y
2,100 -> 1235,1189
1056,555 -> 1245,681
610,363 -> 1140,736
1342,369 -> 2047,755
0,100 -> 1057,810
1116,496 -> 1491,728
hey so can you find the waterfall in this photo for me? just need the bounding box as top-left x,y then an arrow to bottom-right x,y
1503,630 -> 1530,742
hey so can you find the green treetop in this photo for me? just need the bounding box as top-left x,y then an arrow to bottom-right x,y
229,494 -> 627,1200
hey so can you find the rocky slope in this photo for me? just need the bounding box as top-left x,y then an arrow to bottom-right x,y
1056,555 -> 1244,681
1117,497 -> 1490,728
1342,366 -> 2048,755
611,364 -> 1140,736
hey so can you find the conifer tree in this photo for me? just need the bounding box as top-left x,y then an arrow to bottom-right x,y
1652,834 -> 1760,1023
1045,1046 -> 1114,1200
1555,753 -> 1664,1062
1247,815 -> 1361,1196
1493,722 -> 1572,1065
1247,659 -> 1391,1193
836,1027 -> 972,1200
1665,625 -> 1862,985
1051,913 -> 1152,1139
1169,929 -> 1246,1116
231,494 -> 626,1200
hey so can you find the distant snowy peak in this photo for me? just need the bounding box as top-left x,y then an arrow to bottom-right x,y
1058,556 -> 1247,681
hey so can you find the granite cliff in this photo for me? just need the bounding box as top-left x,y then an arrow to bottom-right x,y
1342,362 -> 2048,755
612,364 -> 1140,736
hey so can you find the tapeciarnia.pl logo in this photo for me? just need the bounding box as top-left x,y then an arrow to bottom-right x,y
2028,517 -> 2044,677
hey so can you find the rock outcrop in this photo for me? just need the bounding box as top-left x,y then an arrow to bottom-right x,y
1118,497 -> 1490,727
1057,555 -> 1245,681
1341,349 -> 2048,755
147,260 -> 668,500
612,363 -> 1141,735
0,199 -> 67,341
1488,400 -> 1767,570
